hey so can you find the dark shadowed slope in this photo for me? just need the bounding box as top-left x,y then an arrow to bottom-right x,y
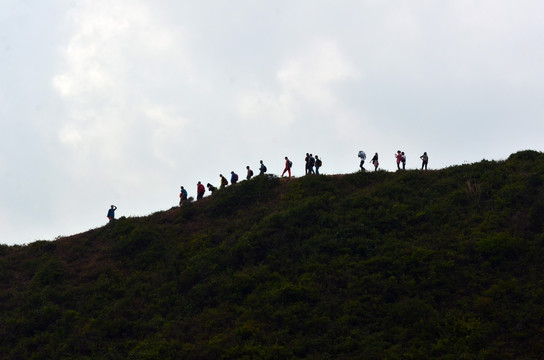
1,150 -> 544,359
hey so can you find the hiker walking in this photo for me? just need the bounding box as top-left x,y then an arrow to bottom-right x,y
315,155 -> 322,174
371,153 -> 379,171
179,186 -> 188,206
246,166 -> 254,180
308,154 -> 315,174
395,151 -> 402,170
305,153 -> 310,174
220,174 -> 229,188
107,205 -> 117,223
197,181 -> 205,200
282,157 -> 292,177
420,152 -> 428,170
358,150 -> 366,171
230,171 -> 239,184
207,183 -> 217,194
401,152 -> 406,170
259,160 -> 267,175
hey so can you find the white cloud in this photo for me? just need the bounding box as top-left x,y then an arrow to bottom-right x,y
237,40 -> 361,130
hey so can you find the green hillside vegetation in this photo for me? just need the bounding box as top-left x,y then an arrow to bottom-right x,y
1,150 -> 544,359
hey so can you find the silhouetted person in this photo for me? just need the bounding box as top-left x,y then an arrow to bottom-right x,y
220,174 -> 228,188
207,183 -> 217,194
358,150 -> 366,171
315,155 -> 322,174
308,154 -> 315,174
230,171 -> 239,184
179,186 -> 188,206
401,152 -> 406,170
107,205 -> 117,223
420,152 -> 428,170
197,181 -> 205,200
371,153 -> 379,171
259,160 -> 267,175
395,150 -> 402,170
282,157 -> 292,177
246,166 -> 254,180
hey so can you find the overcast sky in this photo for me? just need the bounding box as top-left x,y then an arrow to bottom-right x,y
1,0 -> 543,245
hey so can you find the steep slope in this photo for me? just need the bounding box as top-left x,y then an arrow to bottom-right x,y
1,150 -> 544,359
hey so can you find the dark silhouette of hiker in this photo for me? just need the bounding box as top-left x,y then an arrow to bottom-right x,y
230,171 -> 239,184
395,151 -> 402,170
358,150 -> 366,171
308,154 -> 315,174
207,183 -> 216,194
246,166 -> 254,180
179,186 -> 188,206
315,155 -> 322,174
371,153 -> 379,171
220,174 -> 228,188
259,160 -> 267,175
305,153 -> 310,174
197,181 -> 205,200
401,152 -> 406,170
282,157 -> 292,177
107,205 -> 117,223
420,152 -> 428,170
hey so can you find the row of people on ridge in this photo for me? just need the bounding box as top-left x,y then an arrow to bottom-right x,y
179,151 -> 430,205
358,151 -> 429,171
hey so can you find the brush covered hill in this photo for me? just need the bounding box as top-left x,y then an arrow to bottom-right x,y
1,150 -> 544,359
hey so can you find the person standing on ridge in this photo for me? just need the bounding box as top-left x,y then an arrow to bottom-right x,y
282,156 -> 292,177
107,205 -> 117,223
358,150 -> 366,171
420,152 -> 429,170
315,155 -> 322,174
197,181 -> 205,200
305,153 -> 310,174
395,151 -> 402,170
308,154 -> 315,174
371,153 -> 379,171
230,171 -> 239,184
401,152 -> 407,170
246,166 -> 254,180
259,160 -> 267,175
220,174 -> 228,188
179,186 -> 188,206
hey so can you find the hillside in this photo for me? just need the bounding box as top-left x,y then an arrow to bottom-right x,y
1,150 -> 544,359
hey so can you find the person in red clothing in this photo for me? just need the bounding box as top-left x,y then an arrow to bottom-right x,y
282,156 -> 292,177
197,181 -> 205,200
395,150 -> 402,170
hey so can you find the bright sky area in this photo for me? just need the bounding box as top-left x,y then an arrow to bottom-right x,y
1,0 -> 543,245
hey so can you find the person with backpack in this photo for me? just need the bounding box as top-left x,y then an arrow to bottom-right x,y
197,181 -> 205,200
371,153 -> 379,171
179,186 -> 188,206
401,152 -> 407,170
207,183 -> 217,194
230,171 -> 239,184
107,205 -> 117,223
220,174 -> 229,188
282,156 -> 292,177
308,154 -> 315,174
259,160 -> 267,175
395,150 -> 402,170
358,150 -> 366,171
315,155 -> 322,174
246,166 -> 254,180
420,152 -> 429,170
